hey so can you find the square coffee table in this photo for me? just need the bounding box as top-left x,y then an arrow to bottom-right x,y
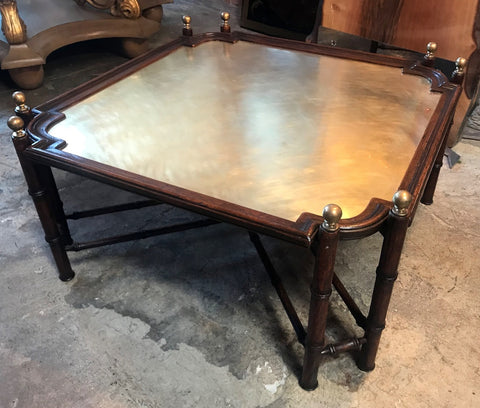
8,15 -> 461,390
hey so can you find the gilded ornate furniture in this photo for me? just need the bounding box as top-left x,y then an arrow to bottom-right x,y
8,15 -> 463,390
0,0 -> 172,89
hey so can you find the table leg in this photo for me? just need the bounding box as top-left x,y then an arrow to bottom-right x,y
421,115 -> 454,205
9,119 -> 74,282
300,205 -> 341,391
357,191 -> 411,371
37,166 -> 73,247
11,92 -> 73,246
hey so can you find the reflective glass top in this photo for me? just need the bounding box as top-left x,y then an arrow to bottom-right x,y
49,40 -> 441,221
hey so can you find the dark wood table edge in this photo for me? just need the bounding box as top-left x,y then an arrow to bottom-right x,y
26,31 -> 461,245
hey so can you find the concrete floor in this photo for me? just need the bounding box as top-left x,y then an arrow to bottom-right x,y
1,1 -> 479,407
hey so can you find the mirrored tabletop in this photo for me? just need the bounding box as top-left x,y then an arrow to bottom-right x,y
49,40 -> 441,221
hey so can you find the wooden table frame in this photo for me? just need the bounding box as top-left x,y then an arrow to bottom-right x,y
8,29 -> 461,391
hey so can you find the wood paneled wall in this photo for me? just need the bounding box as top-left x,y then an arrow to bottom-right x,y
322,0 -> 478,61
321,0 -> 480,145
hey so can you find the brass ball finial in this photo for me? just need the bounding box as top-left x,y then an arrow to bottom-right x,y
455,57 -> 467,73
422,42 -> 437,66
8,115 -> 24,131
451,57 -> 467,84
392,190 -> 412,217
322,204 -> 342,231
220,11 -> 231,33
7,115 -> 26,139
182,15 -> 192,36
221,12 -> 230,22
12,91 -> 30,114
426,42 -> 437,54
424,42 -> 437,61
12,91 -> 26,106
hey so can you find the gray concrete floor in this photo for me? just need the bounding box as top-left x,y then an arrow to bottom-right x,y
1,1 -> 479,407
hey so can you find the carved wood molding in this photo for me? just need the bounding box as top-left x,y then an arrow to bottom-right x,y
75,0 -> 142,19
113,0 -> 142,19
0,0 -> 27,44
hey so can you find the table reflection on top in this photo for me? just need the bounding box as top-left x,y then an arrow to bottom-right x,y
49,40 -> 441,221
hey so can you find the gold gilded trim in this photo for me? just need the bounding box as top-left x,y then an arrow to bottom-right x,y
76,0 -> 141,19
0,0 -> 27,44
113,0 -> 141,19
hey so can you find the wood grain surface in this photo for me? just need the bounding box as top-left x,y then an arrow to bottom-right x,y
322,0 -> 477,60
322,0 -> 479,145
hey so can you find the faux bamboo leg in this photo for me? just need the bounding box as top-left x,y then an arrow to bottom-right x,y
8,116 -> 75,281
357,191 -> 412,371
423,56 -> 464,202
11,91 -> 73,245
37,166 -> 73,246
421,115 -> 453,205
300,204 -> 342,391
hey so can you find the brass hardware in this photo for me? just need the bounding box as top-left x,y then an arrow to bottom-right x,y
0,0 -> 27,44
182,15 -> 192,36
451,56 -> 467,84
322,204 -> 342,231
392,190 -> 412,217
12,91 -> 29,114
7,115 -> 26,139
182,15 -> 191,27
424,42 -> 437,61
114,0 -> 141,19
76,0 -> 141,19
220,11 -> 231,33
453,57 -> 467,76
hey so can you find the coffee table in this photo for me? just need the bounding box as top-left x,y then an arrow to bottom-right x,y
8,15 -> 462,390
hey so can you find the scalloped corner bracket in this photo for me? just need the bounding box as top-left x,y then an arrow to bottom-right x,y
403,62 -> 448,92
24,110 -> 68,151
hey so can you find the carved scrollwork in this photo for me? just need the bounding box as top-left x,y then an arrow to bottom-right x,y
0,0 -> 27,44
75,0 -> 141,19
74,0 -> 116,8
112,0 -> 141,19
